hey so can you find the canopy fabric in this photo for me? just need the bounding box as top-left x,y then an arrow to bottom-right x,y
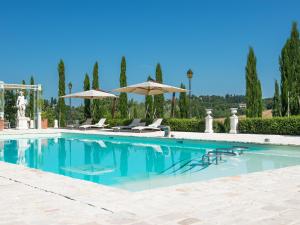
61,89 -> 117,99
112,81 -> 187,95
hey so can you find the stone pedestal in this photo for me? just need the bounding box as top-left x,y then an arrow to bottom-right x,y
54,120 -> 58,129
16,117 -> 30,130
229,108 -> 238,134
205,109 -> 214,133
30,120 -> 35,129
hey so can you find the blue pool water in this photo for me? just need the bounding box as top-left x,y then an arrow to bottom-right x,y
1,133 -> 300,191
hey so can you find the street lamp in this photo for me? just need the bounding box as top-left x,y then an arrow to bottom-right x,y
68,82 -> 72,123
187,69 -> 193,118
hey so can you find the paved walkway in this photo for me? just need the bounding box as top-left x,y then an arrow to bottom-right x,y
1,129 -> 300,224
0,162 -> 300,225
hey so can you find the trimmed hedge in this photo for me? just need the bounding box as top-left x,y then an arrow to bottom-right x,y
106,118 -> 133,128
163,118 -> 205,132
238,116 -> 300,135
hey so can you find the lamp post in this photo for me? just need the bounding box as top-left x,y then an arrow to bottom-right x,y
68,82 -> 72,123
187,69 -> 193,118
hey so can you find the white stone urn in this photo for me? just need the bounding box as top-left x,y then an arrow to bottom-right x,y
205,109 -> 213,133
229,108 -> 238,134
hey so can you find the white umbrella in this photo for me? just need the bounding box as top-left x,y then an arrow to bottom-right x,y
61,89 -> 117,99
112,81 -> 187,95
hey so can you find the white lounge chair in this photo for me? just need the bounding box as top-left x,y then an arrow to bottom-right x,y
112,119 -> 144,131
80,118 -> 108,129
132,118 -> 163,132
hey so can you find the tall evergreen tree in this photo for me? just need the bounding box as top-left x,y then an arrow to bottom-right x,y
21,80 -> 29,117
92,62 -> 101,122
119,56 -> 128,118
83,73 -> 91,119
279,22 -> 300,116
21,80 -> 27,97
245,47 -> 263,117
145,76 -> 153,119
272,80 -> 281,117
57,60 -> 66,127
179,83 -> 188,118
257,80 -> 263,117
153,63 -> 164,117
29,76 -> 35,119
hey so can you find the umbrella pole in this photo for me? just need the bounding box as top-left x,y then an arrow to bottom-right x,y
111,98 -> 116,119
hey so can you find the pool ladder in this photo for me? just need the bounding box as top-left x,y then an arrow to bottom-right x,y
161,146 -> 248,175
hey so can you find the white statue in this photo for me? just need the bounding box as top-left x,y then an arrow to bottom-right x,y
16,91 -> 29,130
16,91 -> 27,118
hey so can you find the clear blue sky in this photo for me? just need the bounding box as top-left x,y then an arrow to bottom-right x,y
0,0 -> 300,101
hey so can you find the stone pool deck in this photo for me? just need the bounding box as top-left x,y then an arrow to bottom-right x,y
0,129 -> 300,224
1,128 -> 300,146
0,162 -> 300,225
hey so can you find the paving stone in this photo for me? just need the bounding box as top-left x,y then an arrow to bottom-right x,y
177,217 -> 201,225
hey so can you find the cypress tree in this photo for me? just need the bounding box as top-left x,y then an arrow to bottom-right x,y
179,83 -> 188,118
21,80 -> 27,97
279,22 -> 300,116
119,56 -> 128,118
83,73 -> 91,119
92,62 -> 101,122
272,80 -> 281,117
21,80 -> 29,117
153,63 -> 164,118
145,76 -> 153,119
29,76 -> 35,119
245,47 -> 262,117
257,80 -> 263,117
58,60 -> 66,127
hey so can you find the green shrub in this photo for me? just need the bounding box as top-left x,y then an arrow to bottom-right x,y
106,118 -> 133,128
238,116 -> 300,135
163,118 -> 205,132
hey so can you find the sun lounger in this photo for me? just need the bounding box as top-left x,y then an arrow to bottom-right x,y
132,118 -> 163,132
67,120 -> 80,129
80,118 -> 108,129
112,119 -> 145,131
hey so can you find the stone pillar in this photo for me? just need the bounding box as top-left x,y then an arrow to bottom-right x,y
229,108 -> 238,134
205,109 -> 214,133
0,81 -> 4,122
36,84 -> 42,129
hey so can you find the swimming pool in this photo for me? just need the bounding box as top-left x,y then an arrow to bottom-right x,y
1,133 -> 300,191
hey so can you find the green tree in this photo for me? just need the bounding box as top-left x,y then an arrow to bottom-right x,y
179,83 -> 188,118
272,80 -> 281,117
4,90 -> 17,127
21,80 -> 29,117
119,56 -> 128,118
145,76 -> 153,119
92,62 -> 101,122
153,63 -> 164,117
29,76 -> 35,119
245,47 -> 263,117
83,73 -> 91,119
279,22 -> 300,116
21,80 -> 27,97
257,80 -> 263,117
58,60 -> 66,127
